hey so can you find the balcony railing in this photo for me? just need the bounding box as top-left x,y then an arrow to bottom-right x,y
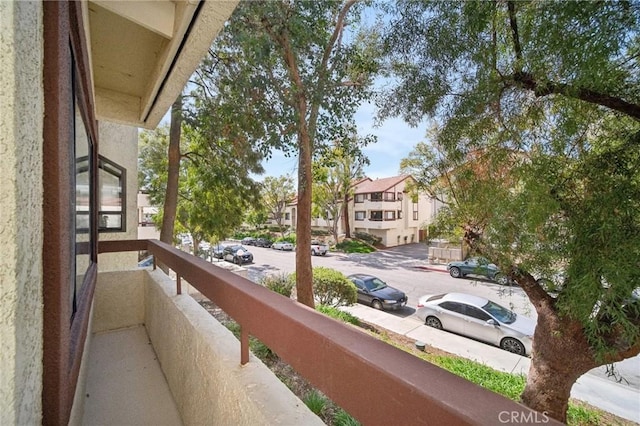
99,239 -> 558,426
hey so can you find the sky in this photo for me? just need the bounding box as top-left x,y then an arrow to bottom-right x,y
258,101 -> 429,182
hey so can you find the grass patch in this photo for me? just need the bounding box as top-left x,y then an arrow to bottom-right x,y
303,389 -> 327,416
335,239 -> 376,253
316,304 -> 361,325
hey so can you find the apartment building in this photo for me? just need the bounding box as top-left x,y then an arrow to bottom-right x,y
284,175 -> 443,247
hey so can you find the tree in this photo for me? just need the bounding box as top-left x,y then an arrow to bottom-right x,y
261,175 -> 296,236
313,127 -> 371,243
198,0 -> 378,307
383,1 -> 640,421
139,120 -> 263,255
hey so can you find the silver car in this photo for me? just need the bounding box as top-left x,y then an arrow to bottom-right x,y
416,292 -> 535,356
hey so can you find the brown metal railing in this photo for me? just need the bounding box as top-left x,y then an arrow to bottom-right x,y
99,239 -> 558,426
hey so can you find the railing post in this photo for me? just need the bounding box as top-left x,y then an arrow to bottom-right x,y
176,274 -> 182,295
240,327 -> 249,365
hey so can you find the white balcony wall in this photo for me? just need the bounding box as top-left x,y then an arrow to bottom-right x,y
81,269 -> 322,425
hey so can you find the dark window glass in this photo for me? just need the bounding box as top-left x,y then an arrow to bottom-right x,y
439,302 -> 465,315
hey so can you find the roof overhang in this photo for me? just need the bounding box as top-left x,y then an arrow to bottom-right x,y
85,0 -> 238,129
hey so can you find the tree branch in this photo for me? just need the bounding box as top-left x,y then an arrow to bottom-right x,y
509,71 -> 640,120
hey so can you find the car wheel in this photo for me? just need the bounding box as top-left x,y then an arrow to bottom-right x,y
500,337 -> 525,355
371,300 -> 383,310
234,257 -> 241,265
449,267 -> 461,278
425,316 -> 443,329
494,273 -> 508,285
312,249 -> 317,256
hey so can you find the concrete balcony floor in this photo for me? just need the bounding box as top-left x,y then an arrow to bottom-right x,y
81,325 -> 182,425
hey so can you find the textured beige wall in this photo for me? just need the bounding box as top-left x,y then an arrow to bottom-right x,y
92,271 -> 145,333
145,270 -> 324,426
0,2 -> 44,424
98,121 -> 139,271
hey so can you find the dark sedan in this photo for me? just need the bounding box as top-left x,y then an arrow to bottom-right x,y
347,274 -> 408,311
254,238 -> 273,248
222,245 -> 254,265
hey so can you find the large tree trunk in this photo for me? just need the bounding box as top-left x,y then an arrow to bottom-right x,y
342,194 -> 351,238
513,271 -> 640,422
295,127 -> 315,308
159,96 -> 182,271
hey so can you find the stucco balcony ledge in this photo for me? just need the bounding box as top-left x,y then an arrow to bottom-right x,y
76,268 -> 322,425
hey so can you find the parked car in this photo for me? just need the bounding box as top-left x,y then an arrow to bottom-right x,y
272,241 -> 294,251
347,274 -> 408,311
241,236 -> 256,246
254,238 -> 273,248
138,255 -> 154,268
222,245 -> 254,265
211,244 -> 227,259
416,292 -> 535,356
311,240 -> 329,256
447,257 -> 508,285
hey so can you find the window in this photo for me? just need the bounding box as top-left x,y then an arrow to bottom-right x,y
413,202 -> 418,220
98,156 -> 125,231
397,192 -> 403,200
370,211 -> 383,221
370,192 -> 383,201
355,194 -> 366,203
285,212 -> 290,220
439,302 -> 465,315
384,192 -> 395,201
397,210 -> 403,219
465,306 -> 492,321
355,211 -> 365,221
384,210 -> 396,220
413,211 -> 418,220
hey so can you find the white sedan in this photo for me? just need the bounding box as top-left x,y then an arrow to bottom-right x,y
416,292 -> 535,356
272,241 -> 294,251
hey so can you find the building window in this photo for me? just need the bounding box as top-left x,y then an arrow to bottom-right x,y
413,201 -> 418,220
384,192 -> 395,201
384,210 -> 396,220
370,211 -> 383,221
77,155 -> 126,232
355,211 -> 365,221
397,210 -> 403,219
413,211 -> 419,220
370,192 -> 383,201
397,192 -> 403,200
285,212 -> 291,220
355,193 -> 365,203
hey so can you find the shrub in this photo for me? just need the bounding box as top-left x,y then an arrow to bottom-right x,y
260,273 -> 294,298
316,305 -> 360,325
335,239 -> 375,253
308,267 -> 357,307
354,231 -> 382,246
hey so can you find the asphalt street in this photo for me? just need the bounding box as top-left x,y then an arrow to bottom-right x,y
216,241 -> 640,421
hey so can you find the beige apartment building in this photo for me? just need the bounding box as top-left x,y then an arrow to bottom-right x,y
284,175 -> 444,247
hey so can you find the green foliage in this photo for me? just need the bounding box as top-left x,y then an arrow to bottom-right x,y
275,235 -> 296,244
311,229 -> 331,236
333,409 -> 361,426
260,175 -> 296,234
316,305 -> 360,326
291,267 -> 357,307
353,232 -> 381,246
303,390 -> 327,416
335,239 -> 376,254
260,273 -> 294,298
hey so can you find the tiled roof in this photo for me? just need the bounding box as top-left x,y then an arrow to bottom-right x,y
354,175 -> 412,194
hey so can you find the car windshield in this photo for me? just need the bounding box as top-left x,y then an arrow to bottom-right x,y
364,277 -> 387,291
482,300 -> 516,324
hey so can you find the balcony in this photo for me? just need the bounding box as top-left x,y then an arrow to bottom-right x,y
80,239 -> 556,425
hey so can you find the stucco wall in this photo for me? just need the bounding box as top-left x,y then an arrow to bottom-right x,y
92,270 -> 146,332
0,2 -> 44,424
144,270 -> 324,426
97,121 -> 139,271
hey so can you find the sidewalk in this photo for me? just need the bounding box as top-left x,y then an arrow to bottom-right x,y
341,304 -> 640,423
